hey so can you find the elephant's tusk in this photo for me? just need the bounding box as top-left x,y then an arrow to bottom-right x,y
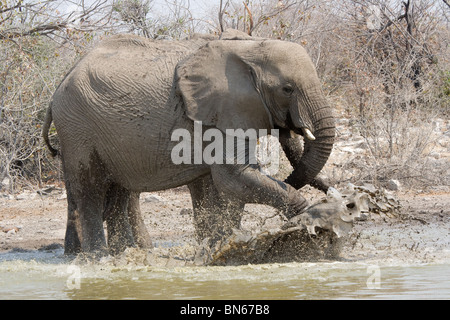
302,128 -> 316,141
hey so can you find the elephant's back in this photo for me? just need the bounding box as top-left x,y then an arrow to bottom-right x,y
52,34 -> 200,127
78,35 -> 200,99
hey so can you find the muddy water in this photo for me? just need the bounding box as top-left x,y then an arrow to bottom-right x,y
1,248 -> 449,300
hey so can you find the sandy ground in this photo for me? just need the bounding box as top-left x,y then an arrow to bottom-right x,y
0,185 -> 449,265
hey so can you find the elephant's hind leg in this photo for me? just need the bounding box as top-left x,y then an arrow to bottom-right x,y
103,184 -> 136,255
62,151 -> 109,256
64,180 -> 82,255
103,188 -> 152,254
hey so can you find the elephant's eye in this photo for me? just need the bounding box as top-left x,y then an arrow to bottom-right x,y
282,86 -> 294,96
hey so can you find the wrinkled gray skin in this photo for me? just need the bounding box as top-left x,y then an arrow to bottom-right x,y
43,30 -> 335,255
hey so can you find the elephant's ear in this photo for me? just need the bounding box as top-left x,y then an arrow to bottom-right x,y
175,41 -> 273,132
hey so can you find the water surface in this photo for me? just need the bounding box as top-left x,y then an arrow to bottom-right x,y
1,249 -> 449,300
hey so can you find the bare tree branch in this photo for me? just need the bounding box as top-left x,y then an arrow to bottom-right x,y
0,23 -> 67,39
218,0 -> 226,34
250,1 -> 299,35
0,0 -> 114,41
243,1 -> 253,35
0,1 -> 23,14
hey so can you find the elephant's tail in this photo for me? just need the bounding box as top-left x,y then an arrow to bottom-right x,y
42,102 -> 59,157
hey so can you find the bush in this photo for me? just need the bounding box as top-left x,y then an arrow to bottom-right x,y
0,0 -> 448,193
0,37 -> 72,191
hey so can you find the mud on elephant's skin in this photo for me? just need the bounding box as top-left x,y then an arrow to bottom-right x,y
42,29 -> 335,256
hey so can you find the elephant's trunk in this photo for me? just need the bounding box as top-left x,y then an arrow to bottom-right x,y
286,86 -> 335,189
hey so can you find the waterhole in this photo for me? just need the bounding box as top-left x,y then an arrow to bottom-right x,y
1,247 -> 449,300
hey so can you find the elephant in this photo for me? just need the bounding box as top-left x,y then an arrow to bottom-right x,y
42,29 -> 335,256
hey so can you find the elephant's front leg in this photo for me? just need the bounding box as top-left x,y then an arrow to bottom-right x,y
188,174 -> 245,245
211,164 -> 308,220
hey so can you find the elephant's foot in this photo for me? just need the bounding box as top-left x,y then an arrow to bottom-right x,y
64,218 -> 82,256
64,230 -> 109,257
103,186 -> 147,255
107,231 -> 136,256
106,210 -> 137,255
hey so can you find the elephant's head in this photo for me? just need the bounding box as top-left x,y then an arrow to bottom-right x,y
176,38 -> 335,187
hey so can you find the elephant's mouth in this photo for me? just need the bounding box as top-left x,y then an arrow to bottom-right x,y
286,113 -> 316,141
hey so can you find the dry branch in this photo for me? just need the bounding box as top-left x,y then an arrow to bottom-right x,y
243,1 -> 253,35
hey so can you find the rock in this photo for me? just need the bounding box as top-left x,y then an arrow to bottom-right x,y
437,136 -> 449,148
57,191 -> 67,200
429,186 -> 450,193
144,194 -> 164,203
1,193 -> 13,200
429,152 -> 440,160
36,185 -> 59,195
15,191 -> 36,200
1,177 -> 10,189
5,227 -> 19,234
180,208 -> 192,215
386,179 -> 401,191
38,243 -> 64,251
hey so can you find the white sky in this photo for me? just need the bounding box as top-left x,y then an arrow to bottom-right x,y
59,0 -> 215,18
56,0 -> 218,31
